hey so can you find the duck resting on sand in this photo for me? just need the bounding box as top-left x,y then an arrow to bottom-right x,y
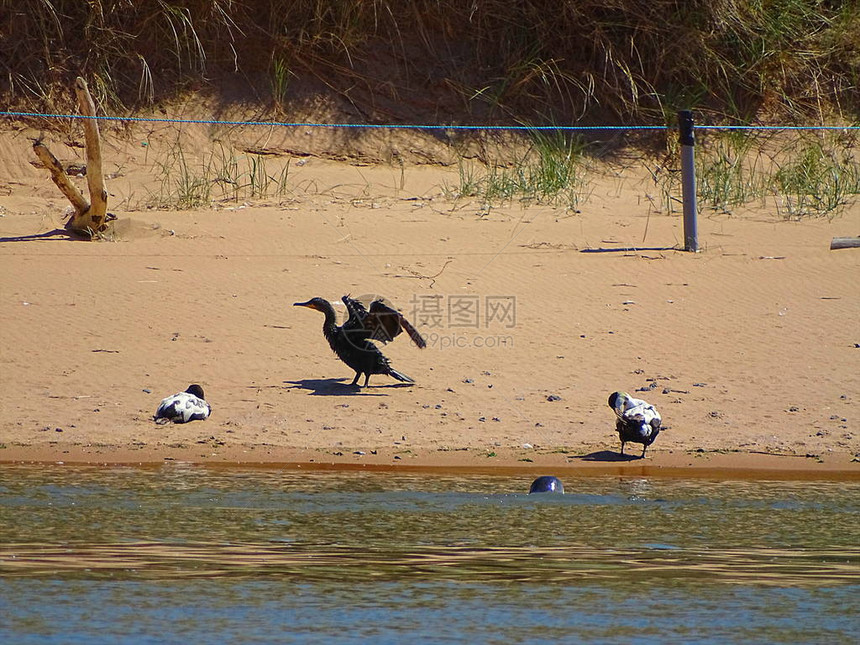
608,391 -> 662,457
154,384 -> 211,424
294,295 -> 426,387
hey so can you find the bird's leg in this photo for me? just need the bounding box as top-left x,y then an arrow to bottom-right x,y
350,372 -> 360,386
363,373 -> 371,387
641,445 -> 647,458
620,442 -> 625,455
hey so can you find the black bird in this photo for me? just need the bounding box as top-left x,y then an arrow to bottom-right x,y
608,391 -> 662,457
294,295 -> 426,387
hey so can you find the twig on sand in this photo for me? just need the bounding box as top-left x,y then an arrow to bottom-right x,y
396,259 -> 453,288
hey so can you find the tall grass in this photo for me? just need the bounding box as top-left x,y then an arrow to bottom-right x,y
695,133 -> 768,213
2,1 -> 857,126
444,132 -> 589,209
145,141 -> 292,209
271,57 -> 292,113
4,2 -> 856,216
135,127 -> 858,219
773,136 -> 860,219
649,130 -> 860,218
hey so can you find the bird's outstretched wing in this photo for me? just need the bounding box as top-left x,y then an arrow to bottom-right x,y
368,300 -> 426,348
342,295 -> 367,325
398,312 -> 427,349
341,295 -> 374,341
341,295 -> 426,348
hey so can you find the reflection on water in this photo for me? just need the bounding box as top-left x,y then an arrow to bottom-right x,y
0,465 -> 858,643
2,541 -> 858,587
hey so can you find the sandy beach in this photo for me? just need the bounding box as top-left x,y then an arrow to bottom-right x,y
1,121 -> 858,479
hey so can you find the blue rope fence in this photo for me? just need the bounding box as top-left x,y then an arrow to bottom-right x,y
1,111 -> 858,131
5,108 -> 858,252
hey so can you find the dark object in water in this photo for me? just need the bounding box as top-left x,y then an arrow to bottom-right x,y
529,476 -> 564,494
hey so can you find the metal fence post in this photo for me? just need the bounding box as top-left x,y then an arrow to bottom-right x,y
678,110 -> 699,252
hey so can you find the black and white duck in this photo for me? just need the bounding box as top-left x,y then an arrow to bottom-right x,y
608,391 -> 661,457
154,384 -> 211,424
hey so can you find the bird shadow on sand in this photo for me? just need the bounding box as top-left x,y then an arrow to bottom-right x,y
283,378 -> 411,396
573,450 -> 643,462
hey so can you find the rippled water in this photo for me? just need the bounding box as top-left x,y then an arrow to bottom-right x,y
0,465 -> 858,643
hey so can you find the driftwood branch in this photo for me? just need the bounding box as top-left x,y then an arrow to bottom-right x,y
31,76 -> 108,237
830,236 -> 860,250
74,76 -> 108,231
32,140 -> 89,214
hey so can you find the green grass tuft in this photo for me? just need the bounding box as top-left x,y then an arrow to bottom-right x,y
773,135 -> 860,219
445,131 -> 589,209
144,140 -> 294,209
650,130 -> 860,219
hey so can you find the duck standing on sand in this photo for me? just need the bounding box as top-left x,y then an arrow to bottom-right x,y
608,391 -> 661,457
154,384 -> 211,424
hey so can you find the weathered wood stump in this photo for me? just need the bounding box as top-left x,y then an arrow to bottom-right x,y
32,76 -> 108,237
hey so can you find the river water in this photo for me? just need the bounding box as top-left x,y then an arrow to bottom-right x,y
0,465 -> 858,643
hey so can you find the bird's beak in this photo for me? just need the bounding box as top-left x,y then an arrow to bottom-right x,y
293,300 -> 318,310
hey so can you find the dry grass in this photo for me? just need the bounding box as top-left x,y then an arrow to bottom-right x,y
647,129 -> 860,218
2,1 -> 857,127
5,2 -> 858,217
